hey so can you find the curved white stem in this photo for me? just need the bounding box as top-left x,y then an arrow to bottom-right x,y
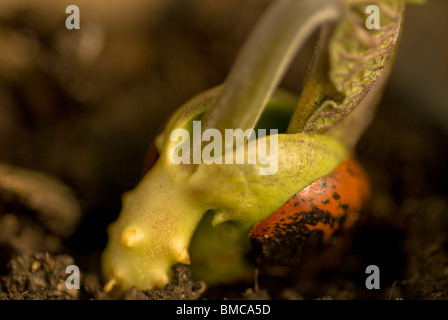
201,0 -> 343,136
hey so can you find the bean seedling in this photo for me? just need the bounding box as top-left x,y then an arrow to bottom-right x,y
101,0 -> 419,292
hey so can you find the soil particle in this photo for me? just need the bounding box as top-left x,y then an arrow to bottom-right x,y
0,252 -> 79,300
118,265 -> 207,300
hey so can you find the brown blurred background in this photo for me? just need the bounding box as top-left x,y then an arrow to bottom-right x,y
0,0 -> 446,257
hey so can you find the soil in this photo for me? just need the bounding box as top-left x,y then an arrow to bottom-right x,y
1,0 -> 447,300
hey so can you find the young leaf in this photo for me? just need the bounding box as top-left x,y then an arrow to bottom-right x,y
287,0 -> 405,149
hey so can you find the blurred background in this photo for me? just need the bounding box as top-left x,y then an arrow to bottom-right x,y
0,0 -> 447,298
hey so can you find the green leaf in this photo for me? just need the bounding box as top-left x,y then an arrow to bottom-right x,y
287,0 -> 405,149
